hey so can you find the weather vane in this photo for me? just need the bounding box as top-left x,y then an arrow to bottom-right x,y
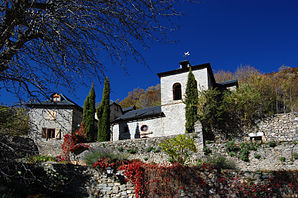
183,51 -> 190,58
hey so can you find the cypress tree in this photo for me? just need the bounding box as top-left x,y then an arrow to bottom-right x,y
185,67 -> 199,133
97,77 -> 110,142
82,83 -> 96,141
82,90 -> 90,137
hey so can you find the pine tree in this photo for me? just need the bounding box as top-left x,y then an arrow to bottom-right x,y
97,77 -> 110,142
82,83 -> 96,141
185,67 -> 199,133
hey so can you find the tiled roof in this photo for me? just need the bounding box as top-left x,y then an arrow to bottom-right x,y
216,79 -> 238,88
122,105 -> 136,113
25,93 -> 82,111
157,62 -> 217,88
113,106 -> 164,123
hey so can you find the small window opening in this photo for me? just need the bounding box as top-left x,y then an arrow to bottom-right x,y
173,83 -> 182,100
52,94 -> 61,102
140,125 -> 148,132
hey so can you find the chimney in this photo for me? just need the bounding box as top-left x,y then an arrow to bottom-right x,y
179,60 -> 190,69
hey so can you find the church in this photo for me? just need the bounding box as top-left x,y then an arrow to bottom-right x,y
26,60 -> 237,143
110,61 -> 238,141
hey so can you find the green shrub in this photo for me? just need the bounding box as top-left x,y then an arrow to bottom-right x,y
27,155 -> 56,163
144,157 -> 148,161
268,141 -> 277,147
146,146 -> 154,153
247,142 -> 258,151
127,148 -> 137,154
153,147 -> 161,153
239,146 -> 249,162
203,146 -> 212,155
84,148 -> 127,166
118,147 -> 124,152
279,157 -> 286,162
226,140 -> 240,152
204,154 -> 236,170
168,157 -> 175,163
292,152 -> 298,160
229,151 -> 236,157
292,140 -> 297,145
206,140 -> 211,144
254,153 -> 261,159
159,134 -> 197,165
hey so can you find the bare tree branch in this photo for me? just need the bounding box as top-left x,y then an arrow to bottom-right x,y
0,0 -> 181,102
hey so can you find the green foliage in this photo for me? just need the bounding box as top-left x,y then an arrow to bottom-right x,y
197,88 -> 226,132
82,83 -> 96,142
279,157 -> 286,162
225,140 -> 240,152
84,148 -> 127,166
239,143 -> 250,162
146,146 -> 154,153
144,157 -> 148,161
203,146 -> 212,156
254,153 -> 261,159
214,65 -> 298,113
27,155 -> 56,163
153,147 -> 161,153
185,67 -> 198,133
159,134 -> 197,164
229,152 -> 236,157
292,140 -> 297,145
268,141 -> 277,147
127,148 -> 137,154
97,77 -> 111,142
204,154 -> 236,170
0,105 -> 29,136
225,141 -> 255,162
292,153 -> 298,160
118,147 -> 124,152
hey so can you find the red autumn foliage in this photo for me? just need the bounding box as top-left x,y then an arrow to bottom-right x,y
57,122 -> 90,161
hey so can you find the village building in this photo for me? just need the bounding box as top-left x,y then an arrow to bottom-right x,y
26,61 -> 237,142
110,61 -> 238,141
26,93 -> 83,142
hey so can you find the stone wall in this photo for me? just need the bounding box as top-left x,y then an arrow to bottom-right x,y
245,112 -> 298,142
24,162 -> 298,197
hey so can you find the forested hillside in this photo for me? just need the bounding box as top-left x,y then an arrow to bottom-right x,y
119,84 -> 161,109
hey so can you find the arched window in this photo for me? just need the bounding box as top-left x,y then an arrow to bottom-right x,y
173,83 -> 182,100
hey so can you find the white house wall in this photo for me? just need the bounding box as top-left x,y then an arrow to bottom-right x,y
160,67 -> 209,136
160,68 -> 209,105
112,117 -> 162,141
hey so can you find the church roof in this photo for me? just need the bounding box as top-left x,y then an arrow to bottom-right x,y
113,106 -> 164,123
157,62 -> 217,87
216,79 -> 239,88
122,105 -> 136,113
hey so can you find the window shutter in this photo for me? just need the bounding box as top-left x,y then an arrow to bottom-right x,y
42,128 -> 46,138
55,128 -> 61,139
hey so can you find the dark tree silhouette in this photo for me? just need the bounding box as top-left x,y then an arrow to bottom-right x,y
0,0 -> 180,101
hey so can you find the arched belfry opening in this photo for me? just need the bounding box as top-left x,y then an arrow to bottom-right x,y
173,83 -> 182,100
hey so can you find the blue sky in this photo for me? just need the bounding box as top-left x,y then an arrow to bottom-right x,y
1,0 -> 298,106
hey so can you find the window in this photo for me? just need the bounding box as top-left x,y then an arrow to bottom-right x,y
173,83 -> 182,100
41,128 -> 56,139
46,110 -> 57,120
140,125 -> 148,132
52,93 -> 61,102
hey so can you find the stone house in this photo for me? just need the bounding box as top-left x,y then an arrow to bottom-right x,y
110,61 -> 238,141
26,93 -> 83,142
26,61 -> 237,143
